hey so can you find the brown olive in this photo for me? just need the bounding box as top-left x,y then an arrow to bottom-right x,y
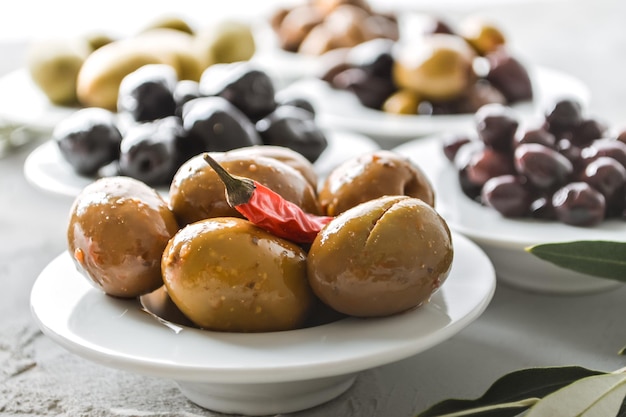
382,89 -> 420,115
308,196 -> 453,317
162,217 -> 314,332
169,152 -> 322,226
393,34 -> 476,101
67,176 -> 179,298
319,150 -> 435,216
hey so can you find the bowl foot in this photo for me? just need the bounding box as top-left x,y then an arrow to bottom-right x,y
176,373 -> 356,415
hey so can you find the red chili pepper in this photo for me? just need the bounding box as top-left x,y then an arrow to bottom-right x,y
203,154 -> 333,243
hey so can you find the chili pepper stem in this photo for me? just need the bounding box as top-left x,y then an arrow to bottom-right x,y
203,153 -> 255,206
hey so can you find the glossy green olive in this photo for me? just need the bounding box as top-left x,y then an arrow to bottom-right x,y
162,217 -> 314,332
308,196 -> 453,317
67,176 -> 180,298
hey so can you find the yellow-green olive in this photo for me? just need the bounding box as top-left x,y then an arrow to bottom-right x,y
67,176 -> 179,298
459,16 -> 506,56
161,217 -> 314,332
319,150 -> 435,216
308,196 -> 453,317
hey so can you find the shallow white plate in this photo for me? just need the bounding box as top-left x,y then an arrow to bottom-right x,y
279,66 -> 591,144
394,136 -> 624,294
23,130 -> 379,199
30,231 -> 495,415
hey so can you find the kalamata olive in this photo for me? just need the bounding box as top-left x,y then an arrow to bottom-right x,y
118,116 -> 186,186
484,48 -> 533,103
459,79 -> 507,113
580,156 -> 626,215
333,67 -> 396,109
529,196 -> 557,220
308,196 -> 453,317
616,128 -> 626,145
570,117 -> 608,147
556,138 -> 584,170
53,107 -> 122,176
442,132 -> 474,162
318,150 -> 435,216
515,127 -> 556,149
345,38 -> 395,79
481,175 -> 531,217
463,146 -> 515,189
545,98 -> 583,133
581,138 -> 626,168
162,217 -> 314,332
199,62 -> 277,121
474,103 -> 519,151
552,182 -> 606,226
514,143 -> 573,189
117,64 -> 177,122
255,105 -> 328,162
182,96 -> 262,152
173,79 -> 201,117
67,176 -> 180,298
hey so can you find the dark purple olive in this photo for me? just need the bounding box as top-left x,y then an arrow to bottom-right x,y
529,196 -> 557,220
616,128 -> 626,145
173,80 -> 201,118
581,138 -> 626,168
442,132 -> 475,162
118,116 -> 185,185
182,96 -> 262,152
545,98 -> 583,133
332,67 -> 396,110
556,138 -> 584,170
199,62 -> 277,121
552,182 -> 606,226
345,38 -> 395,79
484,49 -> 533,103
117,64 -> 177,122
53,107 -> 122,176
463,147 -> 515,189
580,156 -> 626,216
255,105 -> 328,162
481,175 -> 532,217
474,103 -> 519,151
570,117 -> 608,147
514,143 -> 573,189
515,127 -> 556,149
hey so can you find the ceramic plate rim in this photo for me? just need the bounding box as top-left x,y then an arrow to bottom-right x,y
393,135 -> 626,249
279,66 -> 590,140
30,232 -> 495,384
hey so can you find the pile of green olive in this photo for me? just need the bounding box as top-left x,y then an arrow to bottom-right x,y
53,61 -> 328,187
67,147 -> 453,333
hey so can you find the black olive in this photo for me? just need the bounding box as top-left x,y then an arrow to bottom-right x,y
53,107 -> 122,176
173,80 -> 202,118
117,64 -> 177,122
199,62 -> 277,121
255,105 -> 328,162
182,96 -> 262,152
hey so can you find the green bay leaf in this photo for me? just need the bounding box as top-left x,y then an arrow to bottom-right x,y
416,366 -> 606,417
525,373 -> 626,417
526,241 -> 626,282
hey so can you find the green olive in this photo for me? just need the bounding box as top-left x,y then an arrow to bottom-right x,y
27,38 -> 91,106
319,150 -> 435,216
308,196 -> 453,317
161,217 -> 314,332
67,176 -> 180,298
393,34 -> 476,101
169,152 -> 322,226
459,16 -> 506,56
194,21 -> 256,69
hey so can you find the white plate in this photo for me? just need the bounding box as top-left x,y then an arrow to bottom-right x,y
393,136 -> 624,294
30,231 -> 495,415
23,130 -> 379,199
279,66 -> 591,144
